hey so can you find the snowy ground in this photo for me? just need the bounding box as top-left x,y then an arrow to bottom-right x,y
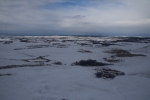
0,36 -> 150,100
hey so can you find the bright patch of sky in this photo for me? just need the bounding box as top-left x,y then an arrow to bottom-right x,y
41,0 -> 124,11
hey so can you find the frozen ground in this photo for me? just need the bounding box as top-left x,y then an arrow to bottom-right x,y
0,36 -> 150,100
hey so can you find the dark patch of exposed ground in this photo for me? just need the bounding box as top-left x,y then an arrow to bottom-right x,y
72,59 -> 112,66
53,61 -> 63,65
0,63 -> 51,70
23,56 -> 51,62
0,73 -> 12,76
103,55 -> 123,63
78,49 -> 92,53
105,49 -> 146,57
95,68 -> 125,79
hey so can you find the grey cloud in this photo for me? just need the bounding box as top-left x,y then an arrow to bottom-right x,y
72,15 -> 86,19
0,0 -> 150,36
64,15 -> 86,19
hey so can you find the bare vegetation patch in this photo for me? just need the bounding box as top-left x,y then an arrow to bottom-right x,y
129,72 -> 150,79
95,68 -> 125,79
77,43 -> 93,47
52,43 -> 69,48
103,56 -> 123,63
78,49 -> 92,53
27,45 -> 50,49
0,64 -> 51,70
14,45 -> 51,50
103,58 -> 122,63
72,59 -> 112,66
105,49 -> 146,57
57,44 -> 69,48
3,41 -> 13,44
23,56 -> 51,62
0,73 -> 12,76
53,61 -> 63,65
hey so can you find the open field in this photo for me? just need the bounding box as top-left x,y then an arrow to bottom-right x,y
0,36 -> 150,100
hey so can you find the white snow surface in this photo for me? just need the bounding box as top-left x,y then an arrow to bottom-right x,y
0,36 -> 150,100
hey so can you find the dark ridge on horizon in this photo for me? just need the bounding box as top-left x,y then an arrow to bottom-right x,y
0,32 -> 150,37
0,34 -> 105,37
0,34 -> 150,38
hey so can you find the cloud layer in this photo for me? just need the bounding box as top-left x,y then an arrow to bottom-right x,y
0,0 -> 150,36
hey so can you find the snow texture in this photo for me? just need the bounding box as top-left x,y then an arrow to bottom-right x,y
0,36 -> 150,100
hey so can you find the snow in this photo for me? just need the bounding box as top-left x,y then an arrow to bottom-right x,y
0,36 -> 150,100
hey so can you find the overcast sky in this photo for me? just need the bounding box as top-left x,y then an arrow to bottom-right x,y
0,0 -> 150,36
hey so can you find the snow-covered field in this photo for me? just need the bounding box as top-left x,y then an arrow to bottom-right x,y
0,36 -> 150,100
